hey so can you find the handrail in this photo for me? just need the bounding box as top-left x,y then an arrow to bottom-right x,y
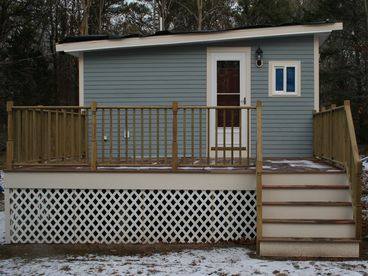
12,106 -> 90,109
6,104 -> 89,168
313,100 -> 362,240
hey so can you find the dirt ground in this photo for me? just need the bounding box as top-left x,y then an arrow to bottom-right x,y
0,241 -> 256,260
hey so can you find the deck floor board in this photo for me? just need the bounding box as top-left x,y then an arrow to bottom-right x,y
9,158 -> 343,174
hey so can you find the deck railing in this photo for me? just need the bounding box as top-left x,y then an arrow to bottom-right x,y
313,100 -> 362,240
6,101 -> 262,170
6,102 -> 89,168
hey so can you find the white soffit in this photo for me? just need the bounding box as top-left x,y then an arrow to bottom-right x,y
56,23 -> 343,54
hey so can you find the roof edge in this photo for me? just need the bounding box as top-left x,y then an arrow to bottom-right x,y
56,22 -> 343,54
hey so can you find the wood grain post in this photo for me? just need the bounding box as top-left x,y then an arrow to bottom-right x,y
172,101 -> 178,171
6,101 -> 14,170
344,100 -> 362,240
330,104 -> 336,160
91,101 -> 97,171
312,110 -> 316,157
255,101 -> 263,255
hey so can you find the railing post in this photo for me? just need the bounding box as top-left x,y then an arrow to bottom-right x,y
91,101 -> 97,171
330,104 -> 336,160
172,101 -> 178,171
6,101 -> 14,171
344,100 -> 362,240
312,110 -> 316,157
255,101 -> 263,254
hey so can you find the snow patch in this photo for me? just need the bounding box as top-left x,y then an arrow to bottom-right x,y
267,159 -> 332,169
363,159 -> 368,171
98,166 -> 172,170
0,212 -> 4,244
0,170 -> 4,192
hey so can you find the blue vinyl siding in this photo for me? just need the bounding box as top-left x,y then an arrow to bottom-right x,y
84,35 -> 315,157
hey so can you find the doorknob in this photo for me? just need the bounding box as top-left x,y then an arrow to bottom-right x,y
243,97 -> 246,105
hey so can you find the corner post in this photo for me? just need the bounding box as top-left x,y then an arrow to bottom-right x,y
255,101 -> 263,255
172,101 -> 178,171
312,110 -> 316,158
330,104 -> 336,160
6,101 -> 14,170
91,101 -> 97,171
344,100 -> 362,240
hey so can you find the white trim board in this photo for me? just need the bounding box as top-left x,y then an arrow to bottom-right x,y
78,53 -> 84,106
56,23 -> 343,54
314,34 -> 320,111
5,172 -> 256,191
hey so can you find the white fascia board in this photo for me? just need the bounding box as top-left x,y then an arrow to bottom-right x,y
56,23 -> 343,54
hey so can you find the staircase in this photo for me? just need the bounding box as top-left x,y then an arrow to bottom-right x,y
258,172 -> 360,258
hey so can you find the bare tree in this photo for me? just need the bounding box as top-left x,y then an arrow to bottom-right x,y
80,0 -> 93,34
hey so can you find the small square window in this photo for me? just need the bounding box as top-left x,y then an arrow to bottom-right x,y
269,61 -> 300,96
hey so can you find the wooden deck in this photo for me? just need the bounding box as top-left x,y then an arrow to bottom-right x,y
9,158 -> 343,174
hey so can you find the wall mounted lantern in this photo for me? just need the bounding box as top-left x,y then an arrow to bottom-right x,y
256,47 -> 263,68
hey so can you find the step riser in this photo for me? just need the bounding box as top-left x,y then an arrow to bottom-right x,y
263,223 -> 355,238
263,189 -> 351,202
263,206 -> 353,220
263,174 -> 347,186
259,241 -> 359,258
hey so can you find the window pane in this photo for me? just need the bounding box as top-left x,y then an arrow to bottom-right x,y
217,95 -> 240,127
275,68 -> 284,91
217,61 -> 240,94
286,67 -> 295,92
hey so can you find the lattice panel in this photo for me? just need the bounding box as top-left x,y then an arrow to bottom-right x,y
8,189 -> 256,244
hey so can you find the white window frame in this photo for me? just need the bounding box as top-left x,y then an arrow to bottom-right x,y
269,60 -> 301,96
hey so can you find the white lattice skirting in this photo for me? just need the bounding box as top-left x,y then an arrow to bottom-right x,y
8,188 -> 256,244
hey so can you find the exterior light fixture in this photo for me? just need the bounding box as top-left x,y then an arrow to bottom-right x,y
256,47 -> 263,68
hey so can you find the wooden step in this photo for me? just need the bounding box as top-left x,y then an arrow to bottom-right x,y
263,219 -> 354,224
263,201 -> 351,206
263,203 -> 353,220
260,237 -> 359,243
262,188 -> 351,202
263,184 -> 349,189
263,173 -> 347,186
259,238 -> 360,258
263,219 -> 355,238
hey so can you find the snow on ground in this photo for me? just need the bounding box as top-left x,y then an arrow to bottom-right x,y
0,170 -> 4,192
0,212 -> 4,244
0,211 -> 367,275
0,246 -> 368,276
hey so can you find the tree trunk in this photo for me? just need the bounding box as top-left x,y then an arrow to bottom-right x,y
80,0 -> 92,35
98,0 -> 104,33
197,0 -> 203,31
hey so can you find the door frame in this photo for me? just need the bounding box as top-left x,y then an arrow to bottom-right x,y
206,47 -> 252,154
